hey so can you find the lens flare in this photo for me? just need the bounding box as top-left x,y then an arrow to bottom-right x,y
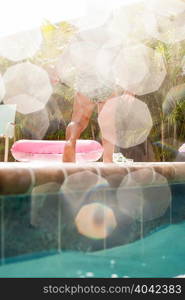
144,0 -> 185,44
113,44 -> 166,95
75,69 -> 111,100
74,23 -> 122,49
71,0 -> 123,34
21,108 -> 50,139
0,28 -> 42,61
110,1 -> 149,43
96,46 -> 123,89
61,170 -> 102,194
83,180 -> 112,207
3,62 -> 53,114
98,94 -> 153,149
57,21 -> 166,98
75,202 -> 117,239
71,0 -> 111,31
117,169 -> 171,222
68,40 -> 98,68
56,23 -> 124,100
32,182 -> 61,194
5,94 -> 45,115
56,49 -> 76,88
56,39 -> 117,100
114,44 -> 148,91
61,170 -> 109,214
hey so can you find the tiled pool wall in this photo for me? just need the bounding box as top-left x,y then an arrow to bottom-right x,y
0,162 -> 185,264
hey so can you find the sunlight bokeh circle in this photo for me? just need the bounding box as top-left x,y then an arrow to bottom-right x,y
71,0 -> 113,31
110,1 -> 149,43
3,62 -> 53,114
61,170 -> 103,194
113,44 -> 148,92
74,22 -> 123,49
117,169 -> 172,222
98,95 -> 153,149
96,45 -> 121,89
21,107 -> 50,139
0,28 -> 43,61
61,170 -> 109,214
113,44 -> 166,95
56,48 -> 76,87
75,202 -> 117,239
144,0 -> 185,44
5,94 -> 45,115
56,39 -> 118,100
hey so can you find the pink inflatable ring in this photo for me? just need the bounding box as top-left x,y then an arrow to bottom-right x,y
11,140 -> 103,162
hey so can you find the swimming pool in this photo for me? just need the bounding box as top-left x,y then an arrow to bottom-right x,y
0,169 -> 185,278
0,222 -> 185,278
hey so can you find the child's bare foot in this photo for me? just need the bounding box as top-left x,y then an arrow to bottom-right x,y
63,141 -> 76,162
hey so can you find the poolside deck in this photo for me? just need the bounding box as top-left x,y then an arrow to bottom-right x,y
0,162 -> 185,195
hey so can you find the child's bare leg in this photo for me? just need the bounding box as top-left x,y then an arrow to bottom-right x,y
98,101 -> 115,163
63,122 -> 81,162
63,93 -> 95,162
102,138 -> 115,163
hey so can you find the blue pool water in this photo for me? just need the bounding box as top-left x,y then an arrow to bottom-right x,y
0,221 -> 185,278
